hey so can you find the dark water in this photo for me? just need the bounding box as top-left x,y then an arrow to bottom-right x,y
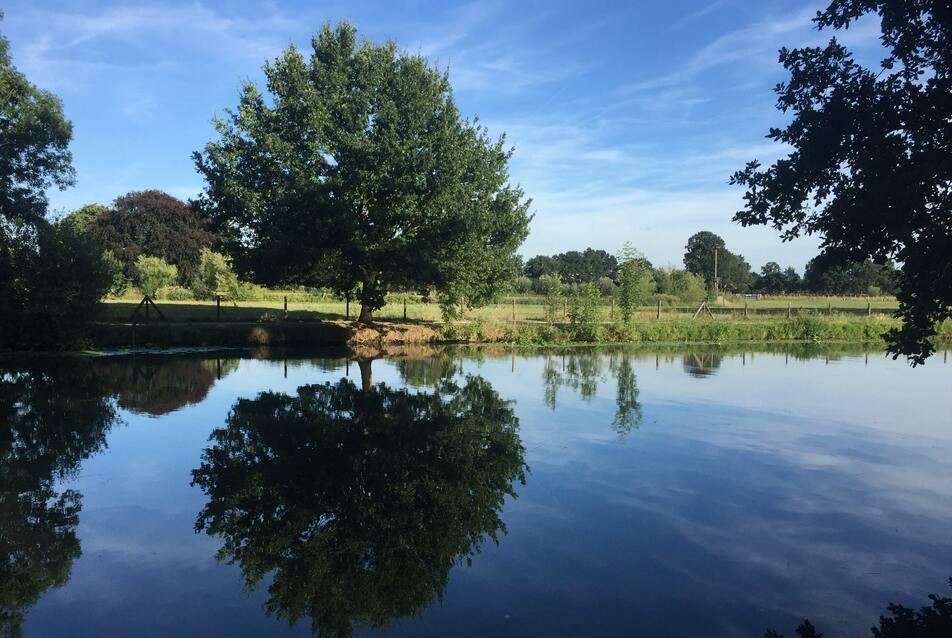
2,346 -> 951,637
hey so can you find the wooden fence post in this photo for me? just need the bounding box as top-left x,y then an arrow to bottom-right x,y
744,301 -> 748,318
216,295 -> 221,322
657,299 -> 661,319
283,295 -> 288,320
403,297 -> 407,320
867,301 -> 872,317
828,301 -> 832,316
787,301 -> 791,318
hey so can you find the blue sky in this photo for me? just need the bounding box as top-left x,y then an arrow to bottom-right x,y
4,0 -> 883,270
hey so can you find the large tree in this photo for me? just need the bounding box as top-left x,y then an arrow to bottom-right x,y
730,1 -> 952,363
194,22 -> 531,323
0,14 -> 73,229
0,15 -> 112,349
87,190 -> 213,285
683,231 -> 753,293
804,251 -> 898,295
554,248 -> 618,284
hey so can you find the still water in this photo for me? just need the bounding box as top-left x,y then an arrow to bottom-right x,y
3,346 -> 951,637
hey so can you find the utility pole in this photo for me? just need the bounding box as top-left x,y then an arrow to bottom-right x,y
713,248 -> 719,299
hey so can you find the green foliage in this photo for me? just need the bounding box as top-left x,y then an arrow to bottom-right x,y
191,248 -> 242,301
191,373 -> 526,637
523,255 -> 560,279
539,274 -> 563,324
568,282 -> 601,341
101,249 -> 129,297
730,2 -> 951,363
156,286 -> 195,301
683,231 -> 753,293
656,267 -> 707,303
0,20 -> 113,351
0,21 -> 74,227
524,249 -> 619,284
87,190 -> 213,285
134,255 -> 178,298
62,203 -> 107,234
194,21 -> 530,323
804,252 -> 898,296
0,222 -> 113,350
597,276 -> 617,297
617,256 -> 654,323
511,275 -> 533,294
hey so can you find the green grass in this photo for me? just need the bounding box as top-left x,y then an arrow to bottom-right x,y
101,291 -> 899,325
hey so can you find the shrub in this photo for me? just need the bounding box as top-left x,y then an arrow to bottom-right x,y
568,282 -> 601,341
597,276 -> 617,297
191,248 -> 241,301
618,257 -> 654,323
102,249 -> 129,297
511,275 -> 533,294
539,274 -> 563,324
0,221 -> 113,350
134,255 -> 178,298
158,286 -> 195,301
670,270 -> 707,303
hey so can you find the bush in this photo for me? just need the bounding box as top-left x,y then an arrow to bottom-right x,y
157,286 -> 195,301
0,222 -> 113,350
102,249 -> 129,297
618,257 -> 654,323
539,274 -> 563,324
191,248 -> 242,301
597,276 -> 617,297
568,282 -> 601,341
135,255 -> 178,298
511,275 -> 533,294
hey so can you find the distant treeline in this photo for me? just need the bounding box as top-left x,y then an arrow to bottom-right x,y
519,231 -> 899,299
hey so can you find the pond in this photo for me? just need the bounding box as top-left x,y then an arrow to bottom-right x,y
3,346 -> 951,637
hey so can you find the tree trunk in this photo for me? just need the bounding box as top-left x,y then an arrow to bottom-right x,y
357,359 -> 373,395
358,303 -> 374,324
357,272 -> 378,324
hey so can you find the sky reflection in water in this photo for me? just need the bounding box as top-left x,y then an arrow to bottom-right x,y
3,347 -> 951,638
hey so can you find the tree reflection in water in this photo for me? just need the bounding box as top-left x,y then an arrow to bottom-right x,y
191,363 -> 527,637
98,356 -> 239,416
542,351 -> 642,436
0,360 -> 120,636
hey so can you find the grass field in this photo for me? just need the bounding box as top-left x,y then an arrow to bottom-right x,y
101,292 -> 900,325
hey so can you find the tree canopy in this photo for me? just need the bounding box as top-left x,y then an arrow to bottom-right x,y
523,248 -> 618,284
0,19 -> 112,350
87,190 -> 213,285
194,22 -> 531,322
803,251 -> 898,296
0,17 -> 73,228
683,231 -> 753,293
730,0 -> 952,363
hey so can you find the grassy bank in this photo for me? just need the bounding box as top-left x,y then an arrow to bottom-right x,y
85,314 -> 952,351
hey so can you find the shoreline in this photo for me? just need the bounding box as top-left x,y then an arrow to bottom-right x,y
68,315 -> 951,352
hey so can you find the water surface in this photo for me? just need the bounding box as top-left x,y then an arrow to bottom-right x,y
3,346 -> 951,637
